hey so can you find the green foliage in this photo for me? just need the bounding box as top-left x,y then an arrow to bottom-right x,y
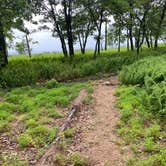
17,134 -> 33,148
27,125 -> 57,147
120,55 -> 166,85
54,152 -> 68,166
117,54 -> 166,165
120,55 -> 166,119
63,128 -> 76,138
127,149 -> 166,166
0,80 -> 92,151
143,137 -> 159,152
70,153 -> 88,166
44,109 -> 64,119
1,47 -> 165,88
0,154 -> 28,166
54,152 -> 88,166
45,79 -> 60,88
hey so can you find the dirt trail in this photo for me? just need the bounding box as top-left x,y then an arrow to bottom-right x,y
72,77 -> 131,166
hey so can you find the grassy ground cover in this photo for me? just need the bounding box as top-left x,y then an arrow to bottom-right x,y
1,47 -> 166,88
116,55 -> 166,165
0,79 -> 93,165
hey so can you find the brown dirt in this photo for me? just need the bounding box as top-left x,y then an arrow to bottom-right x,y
71,76 -> 131,166
36,90 -> 88,166
0,77 -> 132,166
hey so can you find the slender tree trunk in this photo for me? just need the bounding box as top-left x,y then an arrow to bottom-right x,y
82,36 -> 88,54
154,1 -> 166,48
118,27 -> 121,52
145,35 -> 150,48
78,34 -> 83,54
60,36 -> 68,57
97,33 -> 101,55
93,40 -> 98,59
94,10 -> 103,58
0,21 -> 8,67
64,0 -> 74,58
127,29 -> 130,51
49,0 -> 68,57
129,28 -> 134,51
150,34 -> 153,48
25,34 -> 31,58
129,0 -> 134,51
105,20 -> 108,50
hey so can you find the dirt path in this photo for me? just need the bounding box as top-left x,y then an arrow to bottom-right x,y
72,77 -> 131,166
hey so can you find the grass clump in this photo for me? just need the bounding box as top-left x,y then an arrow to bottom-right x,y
26,125 -> 57,147
1,154 -> 28,166
63,128 -> 76,138
0,110 -> 14,132
70,153 -> 88,166
17,134 -> 33,148
54,152 -> 88,166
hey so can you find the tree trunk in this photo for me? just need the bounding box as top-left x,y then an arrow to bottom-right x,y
0,21 -> 8,67
93,40 -> 98,59
127,29 -> 130,51
64,0 -> 74,58
105,20 -> 108,50
25,34 -> 31,58
154,1 -> 166,48
118,27 -> 121,52
60,37 -> 68,57
150,34 -> 153,48
48,0 -> 68,57
145,35 -> 150,48
129,0 -> 134,51
97,11 -> 103,55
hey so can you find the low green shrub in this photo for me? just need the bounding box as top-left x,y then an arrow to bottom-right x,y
120,55 -> 166,119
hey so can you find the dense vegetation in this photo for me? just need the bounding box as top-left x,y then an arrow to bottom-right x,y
116,50 -> 166,165
0,47 -> 166,88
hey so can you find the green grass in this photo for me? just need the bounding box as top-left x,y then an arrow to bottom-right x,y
120,55 -> 166,119
117,53 -> 166,165
0,80 -> 93,149
1,47 -> 166,88
116,85 -> 166,165
54,152 -> 89,166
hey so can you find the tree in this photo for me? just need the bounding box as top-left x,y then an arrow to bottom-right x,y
0,0 -> 33,67
15,36 -> 38,57
35,0 -> 76,58
82,0 -> 108,58
73,1 -> 95,54
15,40 -> 27,55
154,1 -> 166,48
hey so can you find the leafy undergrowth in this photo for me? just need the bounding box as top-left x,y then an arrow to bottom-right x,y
117,56 -> 166,165
1,47 -> 166,88
120,55 -> 166,118
0,79 -> 93,165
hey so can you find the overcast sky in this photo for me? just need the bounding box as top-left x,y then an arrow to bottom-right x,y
8,15 -> 114,55
9,30 -> 98,55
